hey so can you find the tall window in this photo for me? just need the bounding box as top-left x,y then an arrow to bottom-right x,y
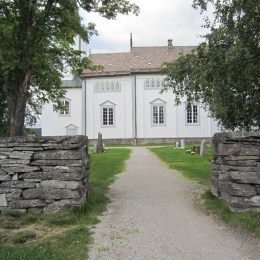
59,98 -> 71,116
152,105 -> 165,124
102,107 -> 114,126
186,103 -> 199,124
150,98 -> 166,126
100,101 -> 116,127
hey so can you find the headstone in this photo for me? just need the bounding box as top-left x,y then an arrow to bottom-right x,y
200,140 -> 206,156
176,141 -> 179,148
93,144 -> 97,154
96,132 -> 104,153
180,139 -> 185,149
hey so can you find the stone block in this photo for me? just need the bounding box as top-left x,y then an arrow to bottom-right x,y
0,181 -> 36,189
34,149 -> 83,160
2,165 -> 40,173
256,185 -> 260,194
0,194 -> 7,206
0,159 -> 31,166
14,147 -> 43,151
6,189 -> 22,201
23,187 -> 83,200
9,151 -> 34,160
0,173 -> 11,181
220,192 -> 249,209
40,166 -> 82,173
9,199 -> 46,209
31,159 -> 82,167
19,170 -> 84,181
0,188 -> 22,194
229,171 -> 260,184
218,182 -> 256,197
40,180 -> 81,189
212,163 -> 258,172
43,198 -> 86,214
225,160 -> 257,167
12,173 -> 18,181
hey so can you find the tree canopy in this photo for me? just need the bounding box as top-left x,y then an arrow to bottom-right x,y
0,0 -> 139,136
162,0 -> 260,131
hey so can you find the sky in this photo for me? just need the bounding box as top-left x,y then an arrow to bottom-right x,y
81,0 -> 212,54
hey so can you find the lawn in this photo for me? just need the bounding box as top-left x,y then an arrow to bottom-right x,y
0,148 -> 131,260
150,144 -> 212,184
150,145 -> 260,237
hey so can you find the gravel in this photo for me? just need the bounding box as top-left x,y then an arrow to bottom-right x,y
88,147 -> 260,260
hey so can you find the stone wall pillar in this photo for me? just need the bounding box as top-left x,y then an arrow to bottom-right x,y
0,136 -> 90,214
211,132 -> 260,211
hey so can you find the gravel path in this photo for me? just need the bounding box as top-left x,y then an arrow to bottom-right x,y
88,147 -> 260,260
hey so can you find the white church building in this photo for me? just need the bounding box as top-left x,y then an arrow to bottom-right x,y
41,39 -> 219,144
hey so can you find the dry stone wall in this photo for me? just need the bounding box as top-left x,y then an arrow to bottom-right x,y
211,132 -> 260,211
0,136 -> 90,214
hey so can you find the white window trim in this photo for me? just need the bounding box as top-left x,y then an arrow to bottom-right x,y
185,102 -> 200,125
59,98 -> 71,117
100,101 -> 116,128
150,98 -> 167,127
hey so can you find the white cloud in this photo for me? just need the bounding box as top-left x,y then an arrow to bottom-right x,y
81,0 -> 212,54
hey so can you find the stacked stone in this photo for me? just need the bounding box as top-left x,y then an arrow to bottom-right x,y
0,136 -> 90,214
211,132 -> 260,212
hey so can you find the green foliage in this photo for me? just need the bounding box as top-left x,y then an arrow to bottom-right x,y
162,0 -> 260,130
0,0 -> 139,136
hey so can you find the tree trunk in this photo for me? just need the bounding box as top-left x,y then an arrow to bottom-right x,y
7,86 -> 28,137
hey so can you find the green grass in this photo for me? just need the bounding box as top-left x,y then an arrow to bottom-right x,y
202,190 -> 260,236
0,148 -> 131,260
150,145 -> 260,237
150,145 -> 212,184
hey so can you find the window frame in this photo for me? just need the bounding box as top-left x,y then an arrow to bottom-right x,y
185,102 -> 200,125
100,101 -> 116,128
59,98 -> 71,117
150,98 -> 167,126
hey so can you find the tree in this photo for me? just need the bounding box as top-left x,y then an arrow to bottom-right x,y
0,85 -> 8,136
0,0 -> 139,136
162,0 -> 260,131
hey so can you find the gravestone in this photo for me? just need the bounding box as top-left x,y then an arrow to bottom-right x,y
96,132 -> 104,153
176,141 -> 179,148
200,140 -> 206,156
180,139 -> 185,149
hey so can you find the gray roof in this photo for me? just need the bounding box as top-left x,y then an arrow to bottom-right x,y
62,78 -> 82,88
83,45 -> 195,78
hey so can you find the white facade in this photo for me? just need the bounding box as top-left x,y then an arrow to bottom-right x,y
41,41 -> 219,142
42,74 -> 219,142
42,88 -> 82,136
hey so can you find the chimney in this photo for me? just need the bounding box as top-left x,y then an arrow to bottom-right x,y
168,39 -> 173,47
